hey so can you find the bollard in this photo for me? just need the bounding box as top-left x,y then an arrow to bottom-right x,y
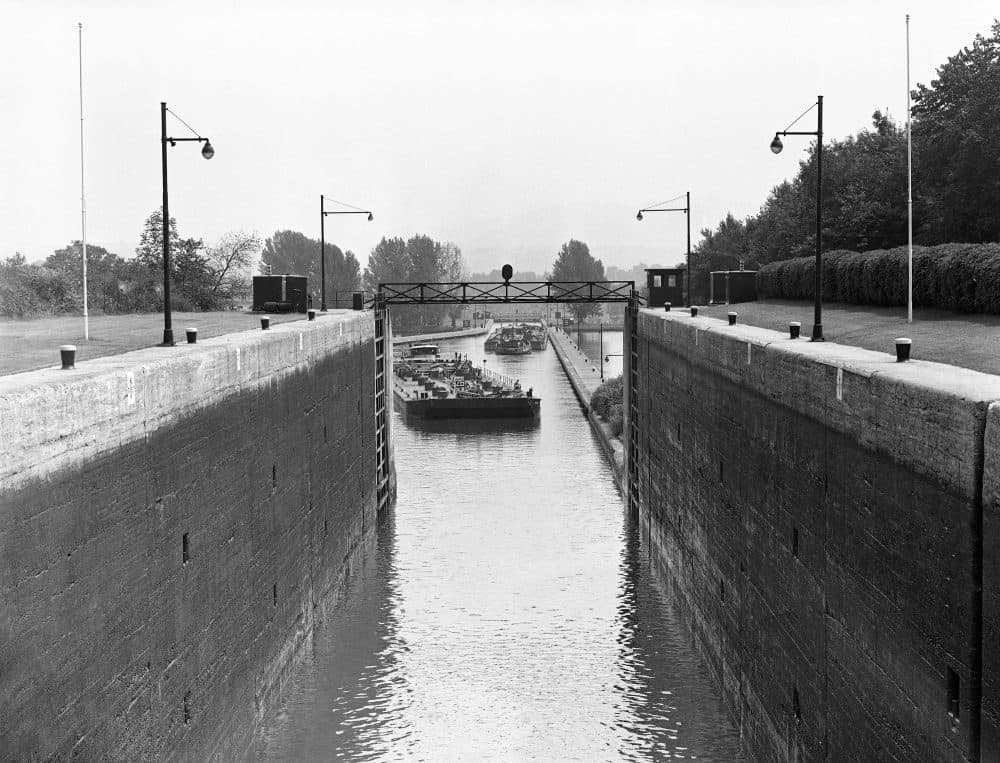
728,312 -> 737,326
895,337 -> 912,362
308,309 -> 316,321
185,327 -> 198,344
690,306 -> 698,317
59,345 -> 76,370
261,315 -> 271,330
664,302 -> 671,312
789,321 -> 801,339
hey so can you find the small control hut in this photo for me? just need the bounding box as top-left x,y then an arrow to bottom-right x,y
645,267 -> 685,308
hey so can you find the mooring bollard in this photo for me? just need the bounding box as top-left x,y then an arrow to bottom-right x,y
690,306 -> 698,317
789,321 -> 801,339
728,312 -> 737,326
308,309 -> 316,321
59,345 -> 76,370
185,327 -> 198,344
261,315 -> 271,330
895,337 -> 912,362
664,302 -> 671,312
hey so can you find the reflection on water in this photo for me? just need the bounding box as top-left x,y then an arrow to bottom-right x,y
252,333 -> 742,761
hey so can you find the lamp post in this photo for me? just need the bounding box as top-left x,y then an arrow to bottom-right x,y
637,191 -> 691,306
320,196 -> 373,311
603,351 -> 623,381
160,101 -> 214,346
770,95 -> 824,341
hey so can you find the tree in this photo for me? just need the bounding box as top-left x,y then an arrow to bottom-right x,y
134,208 -> 216,311
260,229 -> 315,277
0,253 -> 77,317
135,208 -> 180,270
549,239 -> 606,322
692,111 -> 909,281
260,230 -> 360,307
206,230 -> 261,304
362,234 -> 464,331
45,242 -> 126,313
439,242 -> 467,327
325,246 -> 362,306
363,236 -> 409,292
912,19 -> 1000,243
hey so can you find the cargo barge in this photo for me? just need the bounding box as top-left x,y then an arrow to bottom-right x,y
393,345 -> 540,419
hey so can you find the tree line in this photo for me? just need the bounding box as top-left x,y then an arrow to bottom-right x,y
693,20 -> 1000,296
1,210 -> 260,318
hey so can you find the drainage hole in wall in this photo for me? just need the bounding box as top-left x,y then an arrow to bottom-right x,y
793,687 -> 802,723
792,527 -> 799,559
272,464 -> 277,490
719,578 -> 725,602
273,583 -> 278,607
324,520 -> 328,537
182,533 -> 190,565
184,691 -> 192,725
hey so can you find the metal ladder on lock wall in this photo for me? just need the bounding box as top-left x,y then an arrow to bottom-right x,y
373,300 -> 392,512
625,294 -> 641,519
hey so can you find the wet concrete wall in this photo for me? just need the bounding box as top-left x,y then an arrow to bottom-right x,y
632,308 -> 1000,762
0,312 -> 384,759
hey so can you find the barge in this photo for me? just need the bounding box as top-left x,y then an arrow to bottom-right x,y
393,345 -> 540,419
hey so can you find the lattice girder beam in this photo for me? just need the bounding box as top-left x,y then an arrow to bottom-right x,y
375,280 -> 636,305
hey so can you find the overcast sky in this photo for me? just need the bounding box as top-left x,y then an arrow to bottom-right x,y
1,0 -> 993,275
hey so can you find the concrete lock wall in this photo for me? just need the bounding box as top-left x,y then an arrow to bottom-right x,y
0,313 -> 385,759
632,308 -> 1000,762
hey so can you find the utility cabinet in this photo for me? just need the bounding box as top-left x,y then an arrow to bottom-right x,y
252,275 -> 308,313
709,271 -> 757,305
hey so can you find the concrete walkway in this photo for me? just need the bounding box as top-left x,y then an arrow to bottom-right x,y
548,326 -> 625,489
695,299 -> 1000,376
392,320 -> 493,346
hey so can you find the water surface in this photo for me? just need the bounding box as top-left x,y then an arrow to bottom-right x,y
253,332 -> 742,761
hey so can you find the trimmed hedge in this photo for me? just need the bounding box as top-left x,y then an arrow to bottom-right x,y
757,243 -> 1000,313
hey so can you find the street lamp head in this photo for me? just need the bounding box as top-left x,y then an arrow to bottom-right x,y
201,140 -> 215,160
367,212 -> 374,222
769,135 -> 783,154
636,210 -> 644,221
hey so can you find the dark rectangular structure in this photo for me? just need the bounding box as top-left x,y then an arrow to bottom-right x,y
709,270 -> 757,304
252,275 -> 308,313
645,268 -> 685,308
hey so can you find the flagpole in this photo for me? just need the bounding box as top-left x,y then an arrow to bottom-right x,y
79,22 -> 89,340
906,14 -> 913,324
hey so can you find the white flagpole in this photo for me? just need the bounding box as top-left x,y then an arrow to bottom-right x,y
906,14 -> 913,324
79,22 -> 89,340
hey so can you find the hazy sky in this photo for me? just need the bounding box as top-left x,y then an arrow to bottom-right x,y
2,0 -> 993,275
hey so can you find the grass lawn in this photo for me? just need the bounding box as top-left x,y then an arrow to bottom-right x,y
695,299 -> 1000,376
0,311 -> 333,376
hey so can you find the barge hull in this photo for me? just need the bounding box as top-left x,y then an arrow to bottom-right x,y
394,394 -> 540,419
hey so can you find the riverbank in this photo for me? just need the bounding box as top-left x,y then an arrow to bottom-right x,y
392,319 -> 493,346
547,326 -> 625,489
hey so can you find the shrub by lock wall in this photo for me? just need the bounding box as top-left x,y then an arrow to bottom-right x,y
757,243 -> 1000,313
